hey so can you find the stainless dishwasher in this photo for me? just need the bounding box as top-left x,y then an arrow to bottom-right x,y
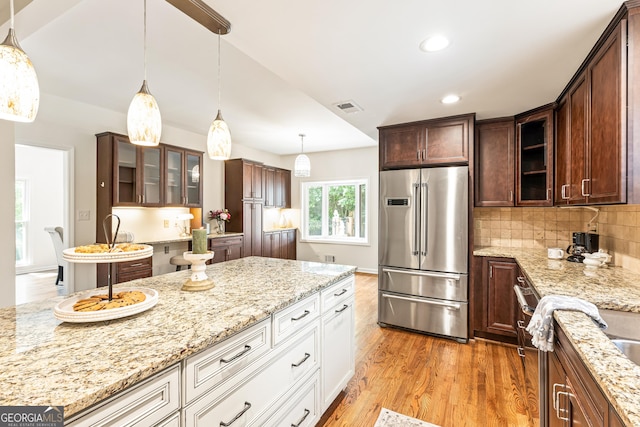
514,275 -> 545,426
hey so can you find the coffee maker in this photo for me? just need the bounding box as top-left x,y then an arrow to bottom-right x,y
567,232 -> 600,262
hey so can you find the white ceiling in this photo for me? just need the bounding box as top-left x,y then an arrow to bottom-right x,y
3,0 -> 624,155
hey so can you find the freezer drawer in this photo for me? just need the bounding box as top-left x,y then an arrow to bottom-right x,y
379,266 -> 468,302
378,291 -> 468,341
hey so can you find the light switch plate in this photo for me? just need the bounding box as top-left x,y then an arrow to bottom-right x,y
78,210 -> 90,221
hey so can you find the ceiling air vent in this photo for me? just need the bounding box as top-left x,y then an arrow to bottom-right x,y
333,100 -> 363,114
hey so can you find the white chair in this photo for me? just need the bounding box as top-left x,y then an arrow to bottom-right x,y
45,226 -> 64,285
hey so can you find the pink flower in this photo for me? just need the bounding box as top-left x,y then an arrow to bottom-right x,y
208,209 -> 231,222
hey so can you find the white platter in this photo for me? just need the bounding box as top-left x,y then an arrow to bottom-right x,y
54,287 -> 158,323
62,244 -> 153,264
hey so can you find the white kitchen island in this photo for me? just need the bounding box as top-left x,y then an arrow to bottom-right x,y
0,257 -> 356,426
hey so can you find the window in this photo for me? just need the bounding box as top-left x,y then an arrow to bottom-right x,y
16,179 -> 29,265
302,179 -> 368,244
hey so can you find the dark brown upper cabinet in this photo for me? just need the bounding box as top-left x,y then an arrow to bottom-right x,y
379,113 -> 474,170
515,105 -> 554,207
474,118 -> 515,207
555,20 -> 626,205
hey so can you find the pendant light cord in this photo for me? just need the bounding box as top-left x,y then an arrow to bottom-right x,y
299,134 -> 305,154
217,31 -> 222,109
10,0 -> 15,29
143,0 -> 147,81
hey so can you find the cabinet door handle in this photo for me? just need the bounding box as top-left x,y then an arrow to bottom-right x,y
291,352 -> 310,367
416,150 -> 420,161
581,179 -> 590,197
291,310 -> 310,321
561,184 -> 568,200
517,320 -> 525,329
509,190 -> 513,202
547,188 -> 551,201
489,266 -> 493,279
335,304 -> 349,313
556,391 -> 572,422
334,289 -> 348,297
220,345 -> 252,364
291,409 -> 311,427
220,402 -> 252,426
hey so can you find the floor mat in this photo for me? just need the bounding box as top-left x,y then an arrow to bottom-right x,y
374,408 -> 439,427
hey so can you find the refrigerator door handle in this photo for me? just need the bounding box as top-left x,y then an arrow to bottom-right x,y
412,183 -> 420,256
420,182 -> 428,256
382,267 -> 461,282
382,293 -> 461,311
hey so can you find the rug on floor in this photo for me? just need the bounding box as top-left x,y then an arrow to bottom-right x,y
374,408 -> 439,427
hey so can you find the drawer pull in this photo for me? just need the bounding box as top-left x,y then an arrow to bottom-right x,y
517,320 -> 526,329
291,310 -> 310,321
128,263 -> 144,267
334,289 -> 348,297
220,401 -> 251,426
335,304 -> 349,313
291,409 -> 310,427
220,345 -> 252,364
291,352 -> 310,368
517,347 -> 525,358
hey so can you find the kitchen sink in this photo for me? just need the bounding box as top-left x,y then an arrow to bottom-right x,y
611,339 -> 640,366
598,309 -> 640,365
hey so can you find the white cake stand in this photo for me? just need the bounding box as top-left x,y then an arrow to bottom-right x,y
182,251 -> 215,291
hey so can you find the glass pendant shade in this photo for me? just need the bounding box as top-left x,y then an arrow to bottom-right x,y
207,109 -> 232,160
294,154 -> 311,177
127,80 -> 162,146
0,29 -> 39,122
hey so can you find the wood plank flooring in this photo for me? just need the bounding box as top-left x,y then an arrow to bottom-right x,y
15,270 -> 66,305
317,273 -> 539,427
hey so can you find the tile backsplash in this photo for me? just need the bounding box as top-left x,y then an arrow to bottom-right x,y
474,204 -> 640,274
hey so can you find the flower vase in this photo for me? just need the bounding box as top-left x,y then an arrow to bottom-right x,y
217,219 -> 225,234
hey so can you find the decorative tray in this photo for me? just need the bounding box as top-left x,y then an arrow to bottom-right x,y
54,287 -> 158,323
62,244 -> 153,263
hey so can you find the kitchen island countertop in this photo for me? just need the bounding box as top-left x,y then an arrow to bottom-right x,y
474,247 -> 640,426
0,257 -> 355,419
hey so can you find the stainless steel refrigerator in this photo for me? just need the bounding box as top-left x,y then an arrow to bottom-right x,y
378,166 -> 469,342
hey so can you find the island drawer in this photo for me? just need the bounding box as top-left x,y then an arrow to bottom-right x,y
184,318 -> 271,404
272,293 -> 320,345
66,365 -> 180,427
258,370 -> 320,427
183,323 -> 319,427
320,276 -> 355,314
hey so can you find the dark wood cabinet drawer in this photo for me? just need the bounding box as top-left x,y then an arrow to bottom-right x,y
115,258 -> 152,284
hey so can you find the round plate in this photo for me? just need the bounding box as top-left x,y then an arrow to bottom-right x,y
54,287 -> 158,323
62,245 -> 153,264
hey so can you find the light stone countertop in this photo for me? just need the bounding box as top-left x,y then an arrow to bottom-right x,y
474,247 -> 640,426
142,231 -> 244,245
0,257 -> 355,419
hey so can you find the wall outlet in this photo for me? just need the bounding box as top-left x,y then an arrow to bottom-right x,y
324,255 -> 335,263
78,210 -> 90,221
164,219 -> 170,228
164,246 -> 169,254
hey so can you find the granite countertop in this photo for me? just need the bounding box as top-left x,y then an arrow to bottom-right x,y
142,232 -> 244,245
474,247 -> 640,426
0,257 -> 355,418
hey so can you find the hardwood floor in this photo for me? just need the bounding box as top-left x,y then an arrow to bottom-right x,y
318,273 -> 539,427
15,270 -> 66,305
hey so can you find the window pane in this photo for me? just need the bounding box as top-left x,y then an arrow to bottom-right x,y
359,183 -> 366,238
15,181 -> 24,221
16,222 -> 24,262
308,186 -> 323,236
328,185 -> 356,237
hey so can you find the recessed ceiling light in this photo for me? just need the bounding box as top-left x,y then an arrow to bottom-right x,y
419,35 -> 450,52
441,94 -> 460,104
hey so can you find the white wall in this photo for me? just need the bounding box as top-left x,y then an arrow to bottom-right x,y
15,145 -> 64,273
283,146 -> 379,273
0,121 -> 16,308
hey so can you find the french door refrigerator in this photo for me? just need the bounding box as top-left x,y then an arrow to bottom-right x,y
378,166 -> 469,342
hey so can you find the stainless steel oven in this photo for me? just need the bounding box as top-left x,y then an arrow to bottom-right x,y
514,275 -> 545,425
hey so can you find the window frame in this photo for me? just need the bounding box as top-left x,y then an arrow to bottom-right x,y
15,178 -> 30,266
300,178 -> 369,245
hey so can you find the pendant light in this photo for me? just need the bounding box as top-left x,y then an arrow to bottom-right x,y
0,0 -> 39,123
294,134 -> 311,177
207,31 -> 232,160
127,0 -> 162,146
